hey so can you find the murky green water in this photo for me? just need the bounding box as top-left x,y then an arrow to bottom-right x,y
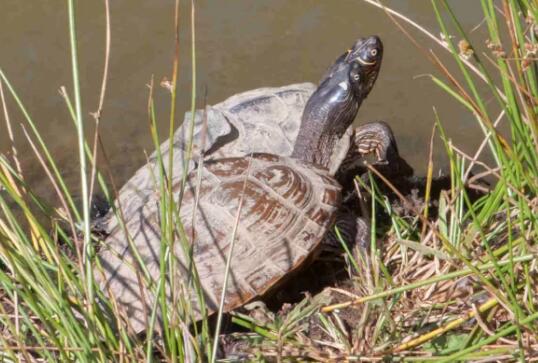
0,1 -> 489,201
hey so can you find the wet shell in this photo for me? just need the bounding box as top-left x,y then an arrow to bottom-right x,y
97,153 -> 341,332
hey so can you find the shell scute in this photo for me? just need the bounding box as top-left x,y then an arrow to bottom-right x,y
321,188 -> 340,205
253,165 -> 311,208
209,178 -> 294,235
205,157 -> 250,178
304,206 -> 334,226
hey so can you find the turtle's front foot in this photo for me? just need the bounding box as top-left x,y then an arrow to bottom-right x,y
354,121 -> 398,162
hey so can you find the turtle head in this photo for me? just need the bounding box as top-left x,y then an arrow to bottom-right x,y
346,35 -> 383,100
292,35 -> 383,169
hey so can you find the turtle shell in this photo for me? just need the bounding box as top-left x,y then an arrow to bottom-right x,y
98,152 -> 341,332
202,83 -> 316,159
104,83 -> 316,233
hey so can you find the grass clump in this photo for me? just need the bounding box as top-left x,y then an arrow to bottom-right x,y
0,0 -> 537,361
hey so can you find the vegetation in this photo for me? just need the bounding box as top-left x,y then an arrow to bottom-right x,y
0,0 -> 536,361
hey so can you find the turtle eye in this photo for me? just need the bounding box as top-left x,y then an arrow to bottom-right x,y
355,50 -> 378,66
353,73 -> 360,81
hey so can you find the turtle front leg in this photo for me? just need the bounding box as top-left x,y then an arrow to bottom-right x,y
324,209 -> 372,274
327,209 -> 370,252
338,121 -> 398,177
352,121 -> 398,165
337,121 -> 413,186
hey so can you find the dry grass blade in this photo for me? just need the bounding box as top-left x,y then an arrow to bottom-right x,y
88,0 -> 111,203
393,297 -> 498,353
462,109 -> 505,182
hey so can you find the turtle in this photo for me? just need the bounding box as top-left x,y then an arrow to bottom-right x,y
97,36 -> 391,333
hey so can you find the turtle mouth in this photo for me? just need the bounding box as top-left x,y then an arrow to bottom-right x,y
356,57 -> 376,66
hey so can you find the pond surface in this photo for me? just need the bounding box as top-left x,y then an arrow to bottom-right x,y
0,1 -> 489,201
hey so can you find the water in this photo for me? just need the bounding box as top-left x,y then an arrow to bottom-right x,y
0,1 -> 489,201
